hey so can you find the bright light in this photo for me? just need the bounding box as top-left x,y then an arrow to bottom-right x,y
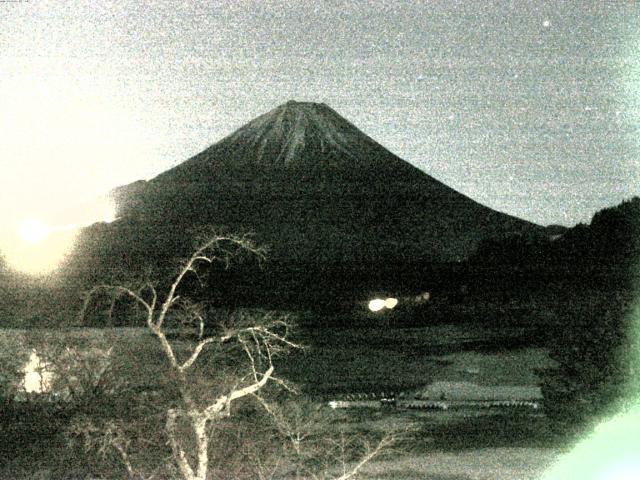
18,219 -> 51,244
22,350 -> 53,394
2,74 -> 156,238
2,226 -> 78,275
102,203 -> 117,223
2,198 -> 117,275
542,405 -> 640,480
602,461 -> 640,480
384,298 -> 399,309
368,299 -> 386,312
368,297 -> 399,312
69,197 -> 118,225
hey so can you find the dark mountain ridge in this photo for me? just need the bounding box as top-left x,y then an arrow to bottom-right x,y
110,101 -> 541,259
68,101 -> 545,307
464,196 -> 640,303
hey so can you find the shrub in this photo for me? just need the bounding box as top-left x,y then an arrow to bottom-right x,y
540,292 -> 636,432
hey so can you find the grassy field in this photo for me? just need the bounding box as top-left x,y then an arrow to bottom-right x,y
318,402 -> 564,479
281,323 -> 553,396
0,322 -> 563,479
1,323 -> 552,395
358,447 -> 561,480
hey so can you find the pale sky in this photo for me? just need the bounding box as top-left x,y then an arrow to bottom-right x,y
1,0 -> 639,236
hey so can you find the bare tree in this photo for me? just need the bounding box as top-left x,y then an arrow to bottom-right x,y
80,234 -> 392,480
250,395 -> 397,480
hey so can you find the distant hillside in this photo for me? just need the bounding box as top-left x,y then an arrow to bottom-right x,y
467,197 -> 640,296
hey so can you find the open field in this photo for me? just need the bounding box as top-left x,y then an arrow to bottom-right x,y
1,322 -> 553,396
316,405 -> 565,479
1,322 -> 563,479
282,323 -> 553,396
358,447 -> 561,480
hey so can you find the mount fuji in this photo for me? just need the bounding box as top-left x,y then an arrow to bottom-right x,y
69,101 -> 544,306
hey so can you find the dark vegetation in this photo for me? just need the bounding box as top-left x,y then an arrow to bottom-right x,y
286,196 -> 639,432
469,197 -> 640,432
1,239 -> 395,479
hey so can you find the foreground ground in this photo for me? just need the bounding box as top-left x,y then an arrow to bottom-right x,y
1,322 -> 567,479
362,448 -> 560,480
323,404 -> 566,479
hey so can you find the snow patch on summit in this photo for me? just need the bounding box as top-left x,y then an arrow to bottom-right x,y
226,101 -> 361,167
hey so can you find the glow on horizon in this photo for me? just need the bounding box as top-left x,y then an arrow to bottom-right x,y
18,219 -> 51,245
1,70 -> 159,253
102,203 -> 117,224
3,226 -> 78,276
1,199 -> 118,275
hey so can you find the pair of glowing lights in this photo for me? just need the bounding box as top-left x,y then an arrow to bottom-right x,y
368,297 -> 399,312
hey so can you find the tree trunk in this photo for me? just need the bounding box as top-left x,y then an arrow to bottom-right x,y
166,408 -> 211,480
166,409 -> 197,480
193,413 -> 209,480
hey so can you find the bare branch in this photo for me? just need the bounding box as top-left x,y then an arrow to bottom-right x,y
332,434 -> 395,480
204,365 -> 275,419
79,285 -> 153,325
197,313 -> 204,340
77,234 -> 303,480
239,335 -> 259,381
268,375 -> 298,394
179,338 -> 217,372
248,325 -> 302,350
107,293 -> 120,326
252,394 -> 308,454
111,440 -> 136,480
156,235 -> 253,329
140,283 -> 158,315
148,324 -> 180,370
191,256 -> 214,265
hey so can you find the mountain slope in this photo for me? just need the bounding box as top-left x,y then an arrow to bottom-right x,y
154,100 -> 426,182
108,101 -> 540,263
68,101 -> 544,306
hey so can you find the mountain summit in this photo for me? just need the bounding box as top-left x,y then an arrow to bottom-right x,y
75,101 -> 543,305
154,100 -> 429,186
217,100 -> 366,168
